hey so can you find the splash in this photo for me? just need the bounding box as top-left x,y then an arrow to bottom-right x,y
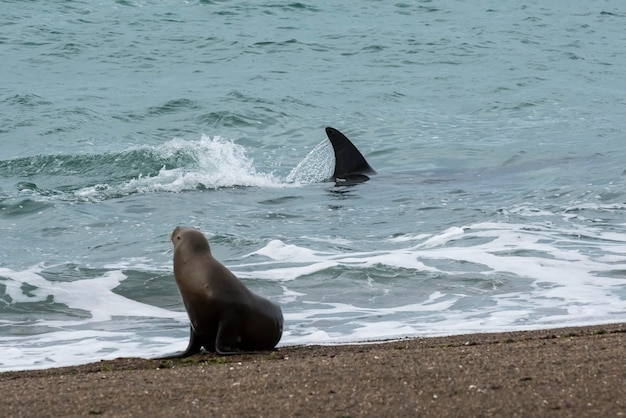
111,135 -> 283,195
1,135 -> 288,203
286,139 -> 335,184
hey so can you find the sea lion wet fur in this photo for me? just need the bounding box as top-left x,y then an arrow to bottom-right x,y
163,226 -> 283,357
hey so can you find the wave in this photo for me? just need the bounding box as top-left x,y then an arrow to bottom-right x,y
0,264 -> 186,371
0,135 -> 303,203
237,220 -> 626,344
1,218 -> 625,370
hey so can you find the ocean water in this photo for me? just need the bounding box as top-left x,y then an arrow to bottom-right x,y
1,1 -> 625,371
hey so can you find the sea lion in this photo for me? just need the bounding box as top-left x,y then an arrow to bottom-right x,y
162,226 -> 283,357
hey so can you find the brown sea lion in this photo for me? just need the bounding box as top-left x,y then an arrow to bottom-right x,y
161,226 -> 283,357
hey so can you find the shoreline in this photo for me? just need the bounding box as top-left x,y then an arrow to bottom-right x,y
2,323 -> 625,417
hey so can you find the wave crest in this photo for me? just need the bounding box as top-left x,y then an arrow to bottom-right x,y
0,135 -> 285,202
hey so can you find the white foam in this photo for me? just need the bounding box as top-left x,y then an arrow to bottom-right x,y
0,266 -> 187,370
73,135 -> 288,201
237,261 -> 340,282
386,233 -> 431,243
10,134 -> 336,205
0,329 -> 185,371
249,239 -> 334,262
419,226 -> 466,248
238,220 -> 626,345
2,219 -> 626,371
0,266 -> 177,324
125,136 -> 285,191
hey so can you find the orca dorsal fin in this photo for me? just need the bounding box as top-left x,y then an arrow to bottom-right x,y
325,127 -> 376,181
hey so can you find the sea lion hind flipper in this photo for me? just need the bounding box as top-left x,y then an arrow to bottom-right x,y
178,325 -> 204,357
215,311 -> 243,355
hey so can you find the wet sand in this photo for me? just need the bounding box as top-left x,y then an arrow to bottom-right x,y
1,323 -> 625,417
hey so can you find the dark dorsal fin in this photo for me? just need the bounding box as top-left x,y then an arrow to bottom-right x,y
325,127 -> 376,181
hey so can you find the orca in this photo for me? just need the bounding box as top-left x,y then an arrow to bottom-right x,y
325,127 -> 376,184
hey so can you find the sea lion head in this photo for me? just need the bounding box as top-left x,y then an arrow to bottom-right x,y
171,226 -> 211,254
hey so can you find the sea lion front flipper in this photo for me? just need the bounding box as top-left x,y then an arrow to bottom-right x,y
215,311 -> 242,355
154,325 -> 202,359
179,325 -> 203,357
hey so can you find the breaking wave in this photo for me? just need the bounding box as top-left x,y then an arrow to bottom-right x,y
0,135 -> 289,203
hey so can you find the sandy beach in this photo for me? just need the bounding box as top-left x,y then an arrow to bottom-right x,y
2,323 -> 624,417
